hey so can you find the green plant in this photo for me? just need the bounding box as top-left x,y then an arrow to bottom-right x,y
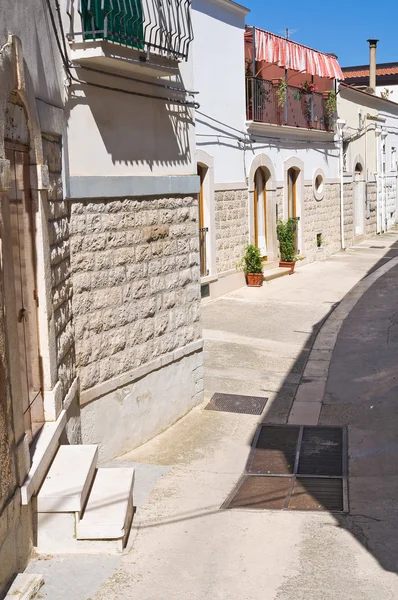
237,244 -> 264,274
381,88 -> 392,100
277,218 -> 297,262
276,79 -> 287,108
324,90 -> 337,130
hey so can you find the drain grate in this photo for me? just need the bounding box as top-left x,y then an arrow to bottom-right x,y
205,393 -> 268,415
223,425 -> 348,512
369,245 -> 386,249
247,425 -> 299,474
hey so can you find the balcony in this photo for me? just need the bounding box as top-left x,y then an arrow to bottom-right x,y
66,0 -> 193,76
246,77 -> 334,132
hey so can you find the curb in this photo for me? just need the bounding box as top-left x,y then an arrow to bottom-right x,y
288,255 -> 398,425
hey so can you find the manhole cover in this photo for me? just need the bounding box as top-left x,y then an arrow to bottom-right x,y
205,393 -> 268,415
224,425 -> 348,513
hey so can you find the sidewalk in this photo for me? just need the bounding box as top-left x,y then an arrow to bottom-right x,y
27,231 -> 398,599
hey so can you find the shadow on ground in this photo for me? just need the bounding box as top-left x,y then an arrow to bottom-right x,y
244,238 -> 398,575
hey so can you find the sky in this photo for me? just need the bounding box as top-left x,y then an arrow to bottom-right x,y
244,0 -> 397,67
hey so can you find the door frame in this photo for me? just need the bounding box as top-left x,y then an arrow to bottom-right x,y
284,157 -> 304,256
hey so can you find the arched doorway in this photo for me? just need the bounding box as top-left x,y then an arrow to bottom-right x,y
5,99 -> 44,444
287,166 -> 300,252
254,167 -> 268,258
354,162 -> 365,237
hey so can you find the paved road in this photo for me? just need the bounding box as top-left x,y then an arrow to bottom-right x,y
28,232 -> 398,599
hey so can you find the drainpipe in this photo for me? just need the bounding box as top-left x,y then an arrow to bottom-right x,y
375,127 -> 382,233
367,39 -> 379,93
336,119 -> 346,249
381,130 -> 388,231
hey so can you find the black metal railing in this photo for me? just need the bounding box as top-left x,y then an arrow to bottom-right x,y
199,227 -> 208,277
66,0 -> 193,60
246,77 -> 332,131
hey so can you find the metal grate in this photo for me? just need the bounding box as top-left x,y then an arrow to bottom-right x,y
246,426 -> 299,474
205,393 -> 268,415
223,425 -> 348,512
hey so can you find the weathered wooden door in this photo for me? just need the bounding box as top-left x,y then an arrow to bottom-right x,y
5,142 -> 43,443
254,168 -> 267,258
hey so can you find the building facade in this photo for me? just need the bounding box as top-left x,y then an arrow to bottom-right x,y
338,84 -> 398,242
0,0 -> 203,593
192,1 -> 347,300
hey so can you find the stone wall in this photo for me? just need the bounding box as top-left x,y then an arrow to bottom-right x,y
303,183 -> 341,262
70,196 -> 202,393
365,182 -> 377,237
43,134 -> 76,403
215,189 -> 248,273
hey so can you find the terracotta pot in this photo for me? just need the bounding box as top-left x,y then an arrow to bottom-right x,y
246,272 -> 263,287
279,260 -> 296,274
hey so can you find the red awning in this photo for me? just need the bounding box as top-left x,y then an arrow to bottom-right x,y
245,27 -> 344,80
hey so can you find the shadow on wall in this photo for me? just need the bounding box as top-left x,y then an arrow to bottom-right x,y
65,69 -> 193,171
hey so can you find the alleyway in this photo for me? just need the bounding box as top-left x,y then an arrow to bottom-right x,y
28,232 -> 398,599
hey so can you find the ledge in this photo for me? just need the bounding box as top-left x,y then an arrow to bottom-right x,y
70,40 -> 180,78
80,339 -> 204,406
247,121 -> 336,142
68,175 -> 200,199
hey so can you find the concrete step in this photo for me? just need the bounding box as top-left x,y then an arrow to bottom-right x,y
262,261 -> 279,272
5,574 -> 44,600
37,445 -> 98,514
76,467 -> 135,550
263,267 -> 291,282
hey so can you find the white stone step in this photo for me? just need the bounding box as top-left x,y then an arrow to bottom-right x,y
37,445 -> 98,514
76,467 -> 134,547
263,267 -> 291,282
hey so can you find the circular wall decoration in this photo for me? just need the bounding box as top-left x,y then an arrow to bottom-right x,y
313,169 -> 325,201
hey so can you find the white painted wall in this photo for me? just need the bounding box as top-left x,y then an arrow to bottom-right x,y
338,85 -> 398,230
376,85 -> 398,104
0,0 -> 64,107
192,0 -> 339,188
245,137 -> 340,184
60,0 -> 196,178
192,0 -> 248,184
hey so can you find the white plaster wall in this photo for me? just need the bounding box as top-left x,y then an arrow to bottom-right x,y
59,0 -> 196,178
376,85 -> 398,104
0,1 -> 64,107
192,0 -> 248,184
81,351 -> 204,461
338,87 -> 378,175
245,140 -> 339,184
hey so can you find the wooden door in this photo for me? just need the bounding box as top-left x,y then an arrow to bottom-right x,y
288,168 -> 298,253
5,143 -> 43,443
254,168 -> 267,258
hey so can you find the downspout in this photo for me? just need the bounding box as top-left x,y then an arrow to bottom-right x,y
381,131 -> 387,231
375,127 -> 382,233
337,119 -> 346,249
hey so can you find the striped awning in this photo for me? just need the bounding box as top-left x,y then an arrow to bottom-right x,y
246,27 -> 344,80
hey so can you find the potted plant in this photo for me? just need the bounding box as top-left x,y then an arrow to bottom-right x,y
237,244 -> 264,286
277,218 -> 297,274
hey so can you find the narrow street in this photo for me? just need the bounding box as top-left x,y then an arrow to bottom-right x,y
26,231 -> 398,599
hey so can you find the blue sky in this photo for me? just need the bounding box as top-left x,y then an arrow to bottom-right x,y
244,0 -> 397,66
